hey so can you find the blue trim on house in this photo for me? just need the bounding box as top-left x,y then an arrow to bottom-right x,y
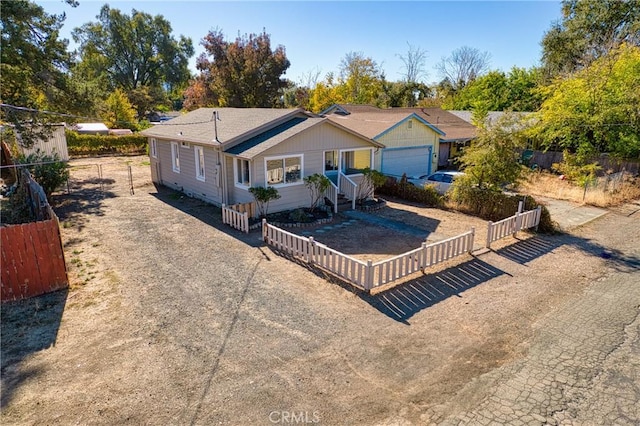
225,117 -> 308,156
373,113 -> 445,140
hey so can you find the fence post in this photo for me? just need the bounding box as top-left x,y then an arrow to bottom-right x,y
513,201 -> 524,237
308,236 -> 315,264
262,218 -> 267,242
365,260 -> 373,291
243,212 -> 249,234
469,227 -> 475,253
486,221 -> 493,249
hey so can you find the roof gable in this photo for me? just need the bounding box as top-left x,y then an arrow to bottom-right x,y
225,116 -> 383,159
373,113 -> 445,139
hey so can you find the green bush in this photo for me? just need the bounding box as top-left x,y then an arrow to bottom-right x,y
377,175 -> 443,207
449,185 -> 556,233
66,131 -> 148,156
16,151 -> 69,197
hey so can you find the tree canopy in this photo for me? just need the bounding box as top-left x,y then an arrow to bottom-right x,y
541,0 -> 640,77
72,5 -> 194,117
186,30 -> 290,108
530,44 -> 640,159
0,0 -> 79,146
442,67 -> 544,112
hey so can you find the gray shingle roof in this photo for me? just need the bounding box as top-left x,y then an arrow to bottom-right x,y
140,108 -> 303,146
226,116 -> 323,159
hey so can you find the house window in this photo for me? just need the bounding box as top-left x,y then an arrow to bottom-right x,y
181,141 -> 190,148
266,155 -> 302,186
194,146 -> 205,181
235,158 -> 251,187
324,151 -> 339,171
408,120 -> 413,129
171,142 -> 180,173
150,138 -> 157,158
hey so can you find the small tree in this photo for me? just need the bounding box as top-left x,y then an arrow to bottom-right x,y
453,113 -> 526,194
356,168 -> 386,204
102,88 -> 138,130
303,173 -> 331,212
248,186 -> 280,218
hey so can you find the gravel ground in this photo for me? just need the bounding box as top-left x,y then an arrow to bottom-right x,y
1,156 -> 638,425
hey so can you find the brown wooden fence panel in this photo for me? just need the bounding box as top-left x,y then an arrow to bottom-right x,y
1,216 -> 68,303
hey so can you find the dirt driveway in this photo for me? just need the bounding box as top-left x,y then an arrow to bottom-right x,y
2,156 -> 639,425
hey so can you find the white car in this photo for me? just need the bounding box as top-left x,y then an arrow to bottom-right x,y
407,171 -> 464,194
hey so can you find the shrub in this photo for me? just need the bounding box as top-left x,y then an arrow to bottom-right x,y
356,168 -> 387,203
377,175 -> 443,207
304,173 -> 331,212
16,151 -> 69,197
248,186 -> 281,218
66,131 -> 148,156
449,185 -> 556,233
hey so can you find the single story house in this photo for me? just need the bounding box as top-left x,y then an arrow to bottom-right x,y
141,108 -> 383,214
322,105 -> 477,176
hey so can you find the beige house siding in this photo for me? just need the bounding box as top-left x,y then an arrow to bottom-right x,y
374,120 -> 439,173
228,122 -> 375,212
152,139 -> 223,205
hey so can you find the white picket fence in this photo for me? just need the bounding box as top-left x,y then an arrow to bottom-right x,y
263,219 -> 475,291
222,203 -> 251,233
486,202 -> 542,248
371,229 -> 475,288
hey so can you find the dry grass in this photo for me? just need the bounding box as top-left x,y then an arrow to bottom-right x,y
519,170 -> 640,207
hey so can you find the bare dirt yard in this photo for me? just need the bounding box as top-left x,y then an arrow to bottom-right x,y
2,155 -> 639,425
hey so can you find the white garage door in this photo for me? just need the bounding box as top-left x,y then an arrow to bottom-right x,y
381,146 -> 431,178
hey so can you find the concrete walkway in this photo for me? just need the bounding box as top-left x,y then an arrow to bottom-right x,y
536,196 -> 609,230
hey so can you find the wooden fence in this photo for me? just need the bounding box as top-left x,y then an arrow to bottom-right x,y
262,220 -> 475,291
221,202 -> 256,234
371,229 -> 475,288
486,203 -> 542,249
1,175 -> 68,302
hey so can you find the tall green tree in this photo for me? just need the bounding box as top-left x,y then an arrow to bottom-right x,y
443,67 -> 543,112
189,30 -> 290,108
541,0 -> 640,77
72,5 -> 194,117
530,44 -> 640,159
0,0 -> 79,146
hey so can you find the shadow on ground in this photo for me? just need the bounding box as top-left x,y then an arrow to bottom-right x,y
150,185 -> 263,247
362,258 -> 507,323
1,288 -> 68,409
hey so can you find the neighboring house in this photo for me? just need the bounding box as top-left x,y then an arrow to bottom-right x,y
323,105 -> 477,175
74,122 -> 110,135
141,108 -> 383,214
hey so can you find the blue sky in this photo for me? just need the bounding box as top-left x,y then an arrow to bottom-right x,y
36,0 -> 562,84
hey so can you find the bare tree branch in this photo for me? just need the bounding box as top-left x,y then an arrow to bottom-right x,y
435,46 -> 491,90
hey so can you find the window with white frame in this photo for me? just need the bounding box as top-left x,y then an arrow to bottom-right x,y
171,142 -> 180,172
194,146 -> 205,181
150,138 -> 157,158
265,155 -> 302,186
235,158 -> 251,187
